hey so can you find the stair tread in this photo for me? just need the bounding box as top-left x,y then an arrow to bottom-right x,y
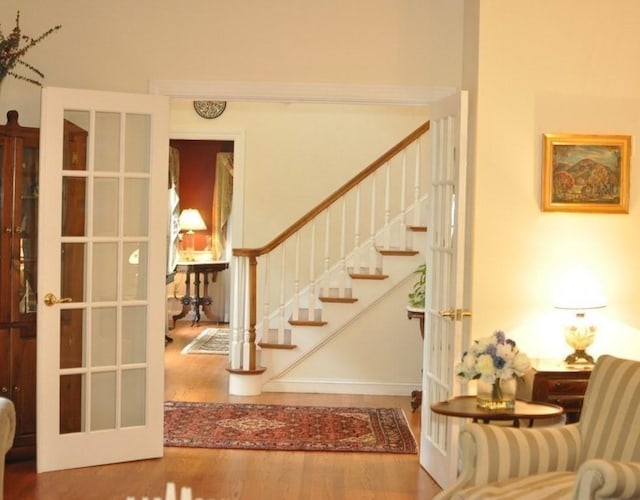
408,225 -> 427,232
349,272 -> 389,280
377,248 -> 419,256
289,319 -> 328,326
319,296 -> 358,303
258,342 -> 297,350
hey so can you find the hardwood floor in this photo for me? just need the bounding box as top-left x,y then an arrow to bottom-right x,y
4,321 -> 442,500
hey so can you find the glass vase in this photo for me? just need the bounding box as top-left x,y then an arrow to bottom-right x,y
476,377 -> 517,410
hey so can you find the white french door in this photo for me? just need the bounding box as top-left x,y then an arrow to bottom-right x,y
420,91 -> 471,488
37,87 -> 169,472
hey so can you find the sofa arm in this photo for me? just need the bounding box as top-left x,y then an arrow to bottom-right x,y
0,398 -> 15,454
435,422 -> 583,499
572,459 -> 640,499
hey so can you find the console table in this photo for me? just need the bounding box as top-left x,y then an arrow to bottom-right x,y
171,261 -> 229,327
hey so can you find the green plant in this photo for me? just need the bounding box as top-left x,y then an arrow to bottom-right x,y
408,264 -> 426,308
0,11 -> 61,85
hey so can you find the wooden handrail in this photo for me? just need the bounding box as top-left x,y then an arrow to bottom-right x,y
233,120 -> 430,258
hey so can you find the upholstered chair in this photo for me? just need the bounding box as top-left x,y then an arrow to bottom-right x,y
0,397 -> 16,500
435,354 -> 640,499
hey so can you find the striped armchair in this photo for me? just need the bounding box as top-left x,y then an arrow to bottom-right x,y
1,398 -> 16,500
436,355 -> 640,499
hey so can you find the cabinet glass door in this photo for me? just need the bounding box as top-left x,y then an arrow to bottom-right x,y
18,145 -> 39,317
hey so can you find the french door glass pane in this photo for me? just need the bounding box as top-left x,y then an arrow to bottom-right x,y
92,242 -> 118,301
93,178 -> 119,237
123,178 -> 149,236
91,307 -> 117,367
61,177 -> 87,237
94,112 -> 120,173
91,372 -> 116,431
121,369 -> 146,427
125,114 -> 150,174
122,306 -> 147,364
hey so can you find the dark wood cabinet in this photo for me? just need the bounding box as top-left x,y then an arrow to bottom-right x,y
530,360 -> 592,424
0,110 -> 39,460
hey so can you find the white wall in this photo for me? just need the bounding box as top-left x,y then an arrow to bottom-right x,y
469,0 -> 640,361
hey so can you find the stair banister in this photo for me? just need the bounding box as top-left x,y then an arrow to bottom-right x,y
230,120 -> 430,374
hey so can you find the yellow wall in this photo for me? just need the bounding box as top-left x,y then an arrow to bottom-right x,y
0,0 -> 463,125
469,0 -> 640,360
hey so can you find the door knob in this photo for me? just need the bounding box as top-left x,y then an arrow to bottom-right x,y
44,293 -> 73,306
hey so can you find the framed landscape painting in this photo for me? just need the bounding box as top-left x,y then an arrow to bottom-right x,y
542,133 -> 631,213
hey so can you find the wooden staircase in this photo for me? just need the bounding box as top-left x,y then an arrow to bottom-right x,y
228,122 -> 431,395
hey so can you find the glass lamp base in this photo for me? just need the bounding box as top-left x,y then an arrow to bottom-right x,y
565,349 -> 595,365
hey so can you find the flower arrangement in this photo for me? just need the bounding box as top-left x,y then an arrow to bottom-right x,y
0,11 -> 61,86
456,330 -> 531,384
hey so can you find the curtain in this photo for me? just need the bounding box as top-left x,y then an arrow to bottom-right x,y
211,152 -> 233,260
167,146 -> 181,273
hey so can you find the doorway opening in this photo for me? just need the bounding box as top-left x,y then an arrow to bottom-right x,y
166,138 -> 235,335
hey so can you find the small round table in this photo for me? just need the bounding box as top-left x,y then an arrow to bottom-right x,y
431,396 -> 564,428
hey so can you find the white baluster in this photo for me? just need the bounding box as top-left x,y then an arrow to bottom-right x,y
308,220 -> 317,318
279,244 -> 288,342
368,172 -> 377,274
400,150 -> 408,250
383,161 -> 391,250
353,185 -> 361,274
413,138 -> 421,226
292,235 -> 299,322
322,208 -> 331,298
339,198 -> 347,297
262,253 -> 270,341
229,255 -> 242,370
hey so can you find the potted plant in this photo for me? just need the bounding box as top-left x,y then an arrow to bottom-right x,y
407,264 -> 426,309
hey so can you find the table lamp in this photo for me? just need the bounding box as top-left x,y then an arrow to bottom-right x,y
553,268 -> 606,365
179,208 -> 207,261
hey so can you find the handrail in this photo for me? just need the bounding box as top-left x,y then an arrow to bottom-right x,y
233,120 -> 430,258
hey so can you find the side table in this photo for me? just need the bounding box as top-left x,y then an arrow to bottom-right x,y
431,396 -> 564,428
406,306 -> 424,412
172,261 -> 229,327
529,359 -> 592,424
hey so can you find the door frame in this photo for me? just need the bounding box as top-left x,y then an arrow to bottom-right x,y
169,129 -> 246,252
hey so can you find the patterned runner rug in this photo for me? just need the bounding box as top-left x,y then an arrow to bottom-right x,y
181,328 -> 229,355
164,401 -> 417,454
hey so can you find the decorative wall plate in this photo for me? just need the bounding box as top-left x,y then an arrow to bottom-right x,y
193,100 -> 227,119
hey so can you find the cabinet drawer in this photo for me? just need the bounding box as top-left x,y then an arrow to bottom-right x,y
548,396 -> 584,410
545,379 -> 589,395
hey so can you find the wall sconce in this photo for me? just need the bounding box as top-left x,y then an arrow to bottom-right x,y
179,208 -> 207,261
553,268 -> 606,365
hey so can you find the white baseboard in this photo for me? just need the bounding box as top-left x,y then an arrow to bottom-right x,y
262,377 -> 421,396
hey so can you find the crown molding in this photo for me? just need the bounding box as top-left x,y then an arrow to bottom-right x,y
149,80 -> 455,106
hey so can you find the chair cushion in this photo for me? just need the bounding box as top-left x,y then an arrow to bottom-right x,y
452,471 -> 575,499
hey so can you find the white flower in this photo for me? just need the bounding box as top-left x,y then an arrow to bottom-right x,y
511,352 -> 531,375
455,330 -> 530,385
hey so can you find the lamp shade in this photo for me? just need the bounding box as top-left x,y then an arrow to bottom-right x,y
179,209 -> 207,232
552,268 -> 606,310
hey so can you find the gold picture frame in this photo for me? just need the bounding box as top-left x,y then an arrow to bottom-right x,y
542,133 -> 631,213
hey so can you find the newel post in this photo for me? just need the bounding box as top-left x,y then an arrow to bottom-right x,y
228,253 -> 266,396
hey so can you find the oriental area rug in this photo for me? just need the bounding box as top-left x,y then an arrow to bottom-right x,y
164,401 -> 418,454
180,328 -> 229,355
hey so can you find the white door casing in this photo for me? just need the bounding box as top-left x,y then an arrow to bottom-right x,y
419,91 -> 471,488
37,87 -> 169,472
